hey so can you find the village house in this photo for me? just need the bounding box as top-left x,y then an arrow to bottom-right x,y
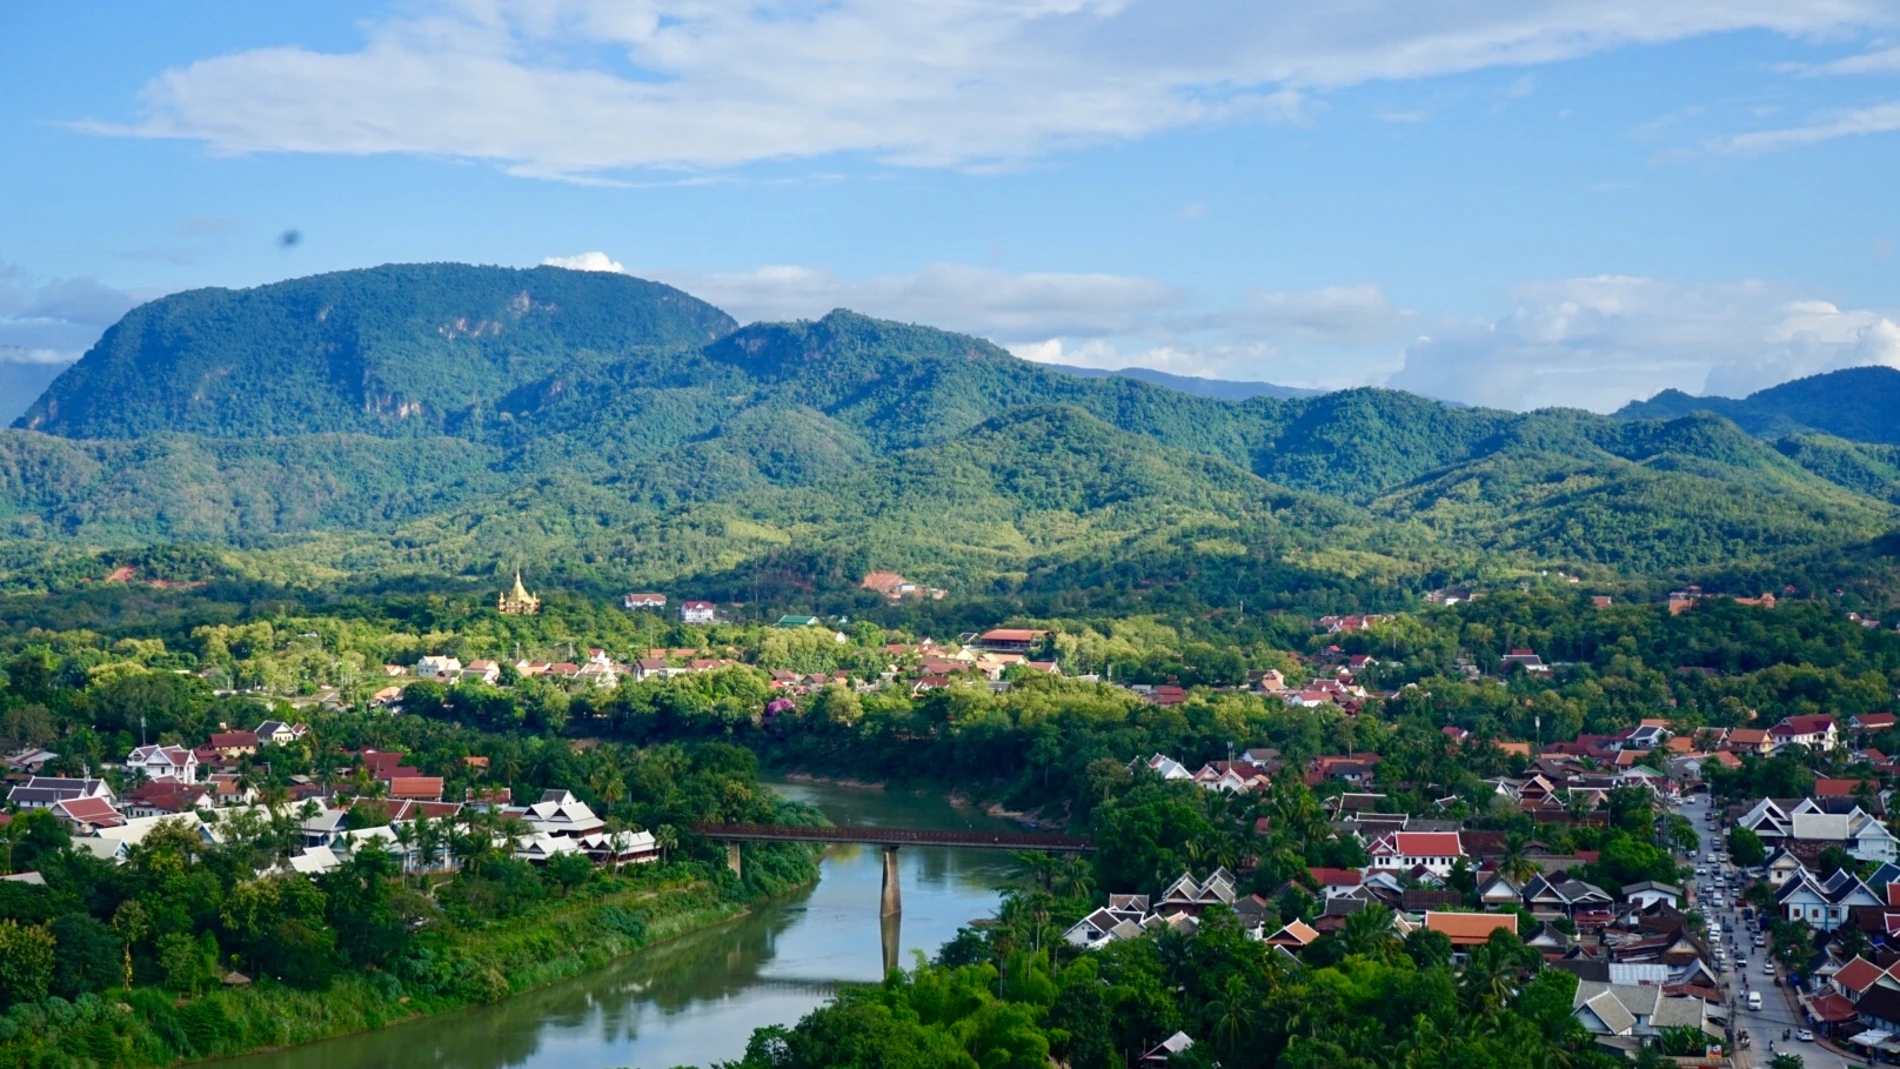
76,812 -> 224,864
622,592 -> 667,610
1770,714 -> 1841,752
126,744 -> 198,783
679,600 -> 717,625
1499,649 -> 1550,674
207,730 -> 258,758
1063,894 -> 1154,949
254,720 -> 307,745
1808,809 -> 1898,863
461,659 -> 502,685
122,779 -> 212,819
7,776 -> 115,810
1367,831 -> 1465,879
859,571 -> 946,601
1,748 -> 58,775
1570,981 -> 1722,1053
1852,712 -> 1898,736
1621,881 -> 1683,910
415,654 -> 462,679
508,789 -> 606,837
1779,868 -> 1881,931
1424,911 -> 1517,949
578,829 -> 659,866
974,628 -> 1049,654
52,796 -> 126,835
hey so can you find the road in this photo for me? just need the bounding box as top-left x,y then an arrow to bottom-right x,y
1675,794 -> 1857,1068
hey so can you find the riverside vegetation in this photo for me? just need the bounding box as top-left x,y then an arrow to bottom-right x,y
0,645 -> 820,1068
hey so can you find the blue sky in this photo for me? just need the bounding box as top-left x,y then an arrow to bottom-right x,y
3,1 -> 1899,412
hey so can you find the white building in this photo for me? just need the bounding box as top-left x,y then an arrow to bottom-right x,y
126,744 -> 198,783
508,789 -> 606,837
415,655 -> 462,678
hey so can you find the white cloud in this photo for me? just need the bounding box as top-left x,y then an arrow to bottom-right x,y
541,251 -> 627,273
543,254 -> 1900,408
1710,100 -> 1900,155
1236,283 -> 1407,344
1009,337 -> 1284,379
1787,45 -> 1900,76
1389,275 -> 1900,411
78,0 -> 1895,177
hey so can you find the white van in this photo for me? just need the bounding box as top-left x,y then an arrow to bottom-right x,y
1747,991 -> 1762,1011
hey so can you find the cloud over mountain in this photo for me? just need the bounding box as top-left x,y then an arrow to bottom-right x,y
1390,276 -> 1900,412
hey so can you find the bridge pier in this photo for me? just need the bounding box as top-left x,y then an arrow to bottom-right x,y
880,845 -> 901,917
727,842 -> 742,879
880,910 -> 901,976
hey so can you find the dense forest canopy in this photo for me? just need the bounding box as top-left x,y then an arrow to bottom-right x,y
0,263 -> 1894,611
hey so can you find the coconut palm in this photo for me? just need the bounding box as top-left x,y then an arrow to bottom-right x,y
1052,854 -> 1096,901
1340,902 -> 1401,963
1500,832 -> 1539,886
1206,973 -> 1256,1058
390,822 -> 416,885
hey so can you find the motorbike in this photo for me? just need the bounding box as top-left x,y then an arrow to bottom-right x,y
1783,1029 -> 1791,1041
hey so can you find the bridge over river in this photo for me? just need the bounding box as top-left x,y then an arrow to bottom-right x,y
691,822 -> 1094,920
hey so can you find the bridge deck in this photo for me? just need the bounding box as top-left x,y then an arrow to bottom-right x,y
690,822 -> 1094,852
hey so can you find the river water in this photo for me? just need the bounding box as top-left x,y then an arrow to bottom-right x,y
211,782 -> 1020,1069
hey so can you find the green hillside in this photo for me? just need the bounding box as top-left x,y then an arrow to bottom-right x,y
0,264 -> 1894,601
1615,366 -> 1900,445
17,263 -> 737,439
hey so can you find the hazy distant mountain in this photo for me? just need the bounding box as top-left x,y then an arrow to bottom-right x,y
1043,363 -> 1321,400
0,359 -> 74,425
1615,366 -> 1900,445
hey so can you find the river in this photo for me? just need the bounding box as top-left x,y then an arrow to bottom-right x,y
211,781 -> 1021,1069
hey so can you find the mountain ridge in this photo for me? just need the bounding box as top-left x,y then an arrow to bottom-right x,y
1614,366 -> 1900,445
1040,363 -> 1321,401
0,262 -> 1894,599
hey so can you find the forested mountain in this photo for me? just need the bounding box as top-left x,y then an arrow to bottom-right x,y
0,263 -> 1895,600
17,263 -> 736,439
1042,362 -> 1320,400
1615,366 -> 1900,444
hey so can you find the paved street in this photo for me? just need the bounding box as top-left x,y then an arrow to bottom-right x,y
1675,794 -> 1859,1069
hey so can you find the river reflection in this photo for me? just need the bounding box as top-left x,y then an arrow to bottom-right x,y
209,782 -> 1019,1069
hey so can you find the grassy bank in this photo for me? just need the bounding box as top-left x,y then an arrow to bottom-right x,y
0,869 -> 788,1069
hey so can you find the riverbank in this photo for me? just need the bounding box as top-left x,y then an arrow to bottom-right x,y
156,781 -> 1018,1069
0,870 -> 794,1069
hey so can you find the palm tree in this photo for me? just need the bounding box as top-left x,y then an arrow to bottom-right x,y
1052,854 -> 1095,901
1341,902 -> 1400,963
1500,832 -> 1539,886
390,822 -> 416,886
1010,850 -> 1060,893
654,824 -> 679,866
1206,974 -> 1256,1058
